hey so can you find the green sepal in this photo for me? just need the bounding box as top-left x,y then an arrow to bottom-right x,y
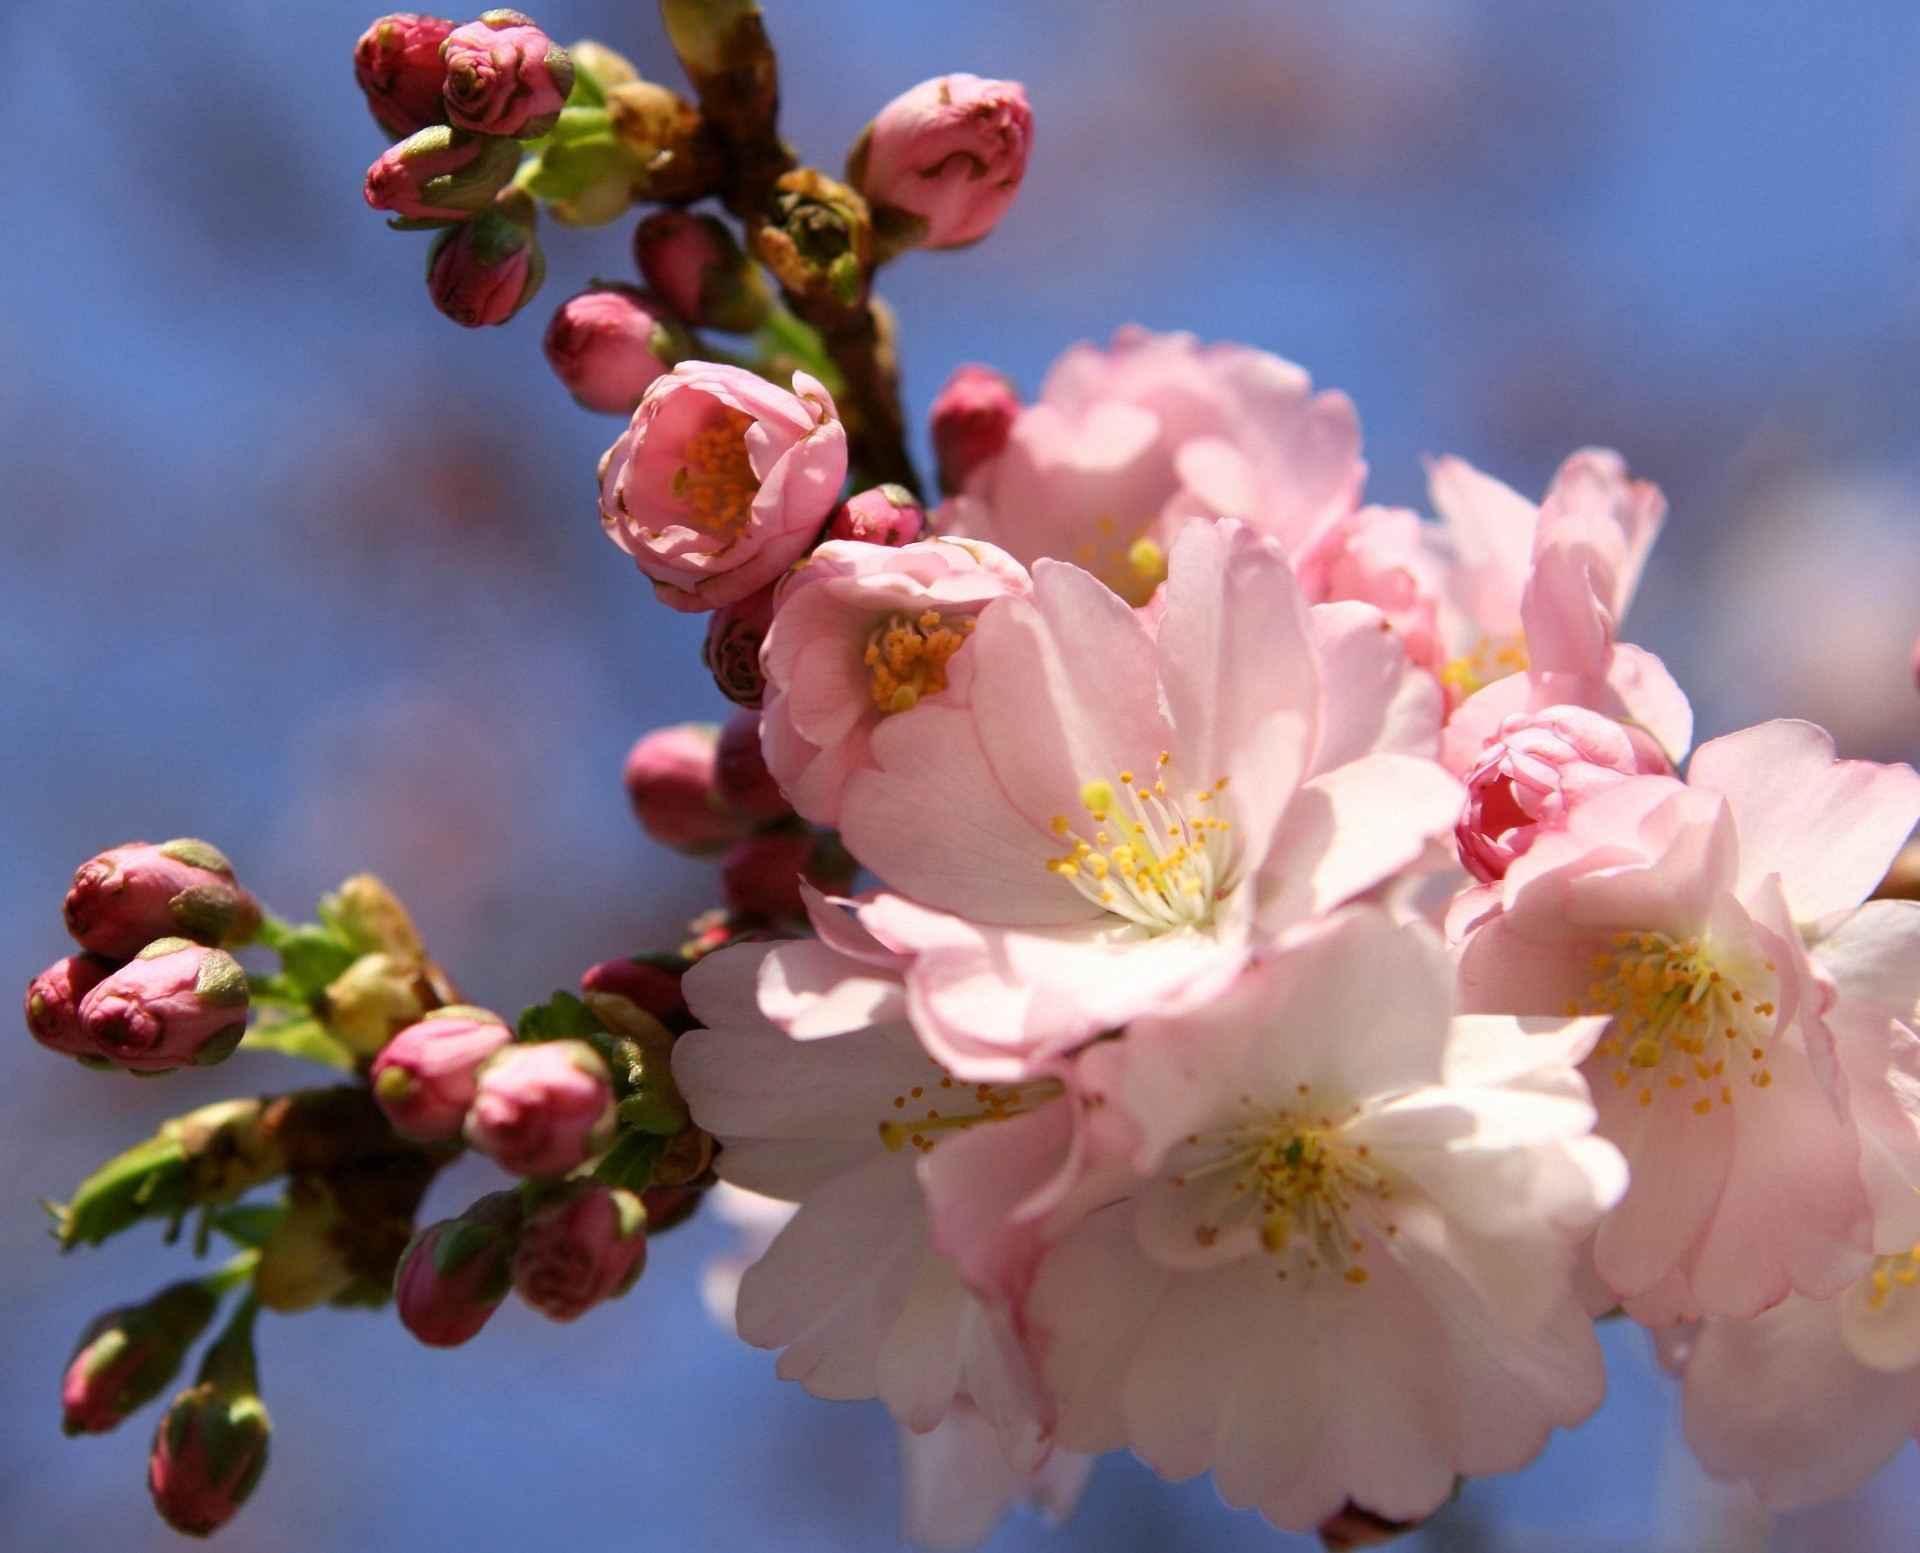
593,1131 -> 668,1194
516,991 -> 607,1044
210,1204 -> 287,1251
274,926 -> 359,1002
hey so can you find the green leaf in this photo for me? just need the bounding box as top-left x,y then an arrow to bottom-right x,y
240,1016 -> 355,1073
593,1132 -> 668,1194
517,991 -> 607,1044
275,927 -> 358,1001
56,1133 -> 196,1249
211,1204 -> 287,1251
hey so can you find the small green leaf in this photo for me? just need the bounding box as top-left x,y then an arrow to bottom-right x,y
517,992 -> 607,1044
211,1204 -> 287,1251
276,927 -> 358,1001
240,1016 -> 356,1072
593,1132 -> 668,1194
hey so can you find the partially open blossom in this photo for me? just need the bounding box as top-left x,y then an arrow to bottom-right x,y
364,124 -> 520,224
511,1183 -> 648,1321
440,10 -> 573,140
702,585 -> 776,708
426,191 -> 543,327
371,1007 -> 515,1142
63,1281 -> 219,1437
581,954 -> 690,1029
632,209 -> 771,334
599,363 -> 848,612
720,827 -> 851,922
758,536 -> 1031,826
623,723 -> 750,856
1455,705 -> 1645,883
395,1193 -> 524,1347
852,75 -> 1034,252
930,364 -> 1020,495
543,285 -> 688,414
78,940 -> 249,1075
25,954 -> 114,1059
63,839 -> 258,960
466,1040 -> 617,1178
828,484 -> 925,547
353,14 -> 454,138
714,709 -> 792,819
148,1305 -> 269,1538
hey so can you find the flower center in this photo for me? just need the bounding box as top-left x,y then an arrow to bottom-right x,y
1046,758 -> 1235,933
671,407 -> 759,534
1581,931 -> 1777,1114
1072,516 -> 1167,607
863,610 -> 975,715
877,1063 -> 1062,1155
1440,632 -> 1529,700
1865,1247 -> 1920,1312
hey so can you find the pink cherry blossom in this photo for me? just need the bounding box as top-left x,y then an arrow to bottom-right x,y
897,1402 -> 1092,1551
464,1039 -> 617,1178
598,364 -> 848,612
758,537 -> 1032,826
840,519 -> 1459,1078
1028,908 -> 1623,1531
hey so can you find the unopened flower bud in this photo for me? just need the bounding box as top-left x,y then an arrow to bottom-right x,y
371,1006 -> 515,1142
511,1182 -> 647,1321
440,10 -> 573,140
78,940 -> 249,1075
395,1192 -> 524,1347
753,169 -> 872,310
714,709 -> 792,819
148,1302 -> 270,1538
1456,706 -> 1643,884
63,839 -> 259,960
321,951 -> 427,1058
543,284 -> 688,413
603,79 -> 724,204
580,954 -> 690,1029
639,1181 -> 702,1233
929,363 -> 1020,494
26,954 -> 115,1060
426,189 -> 544,327
365,124 -> 521,225
63,1280 -> 220,1437
353,13 -> 455,139
623,724 -> 750,856
633,209 -> 771,334
702,585 -> 775,709
466,1040 -> 617,1178
851,75 -> 1034,256
721,825 -> 851,922
828,484 -> 925,547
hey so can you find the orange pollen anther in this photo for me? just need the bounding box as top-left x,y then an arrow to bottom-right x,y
863,610 -> 975,715
671,407 -> 759,534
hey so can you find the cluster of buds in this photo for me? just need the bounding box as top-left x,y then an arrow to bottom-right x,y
26,842 -> 256,1073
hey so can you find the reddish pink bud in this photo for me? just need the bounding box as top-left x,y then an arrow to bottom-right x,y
702,585 -> 776,709
632,209 -> 771,334
543,285 -> 685,414
639,1182 -> 701,1233
147,1304 -> 269,1538
63,1281 -> 219,1437
394,1192 -> 523,1347
426,191 -> 544,326
623,723 -> 751,856
365,124 -> 520,224
714,709 -> 792,820
353,13 -> 455,139
929,364 -> 1019,494
511,1183 -> 647,1321
25,954 -> 114,1060
851,75 -> 1034,252
441,10 -> 574,140
1456,706 -> 1643,884
581,955 -> 690,1028
78,939 -> 249,1075
721,827 -> 854,922
827,483 -> 925,546
63,838 -> 258,960
465,1040 -> 616,1178
371,1007 -> 514,1142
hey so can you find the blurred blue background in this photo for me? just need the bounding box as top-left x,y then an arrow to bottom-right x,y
6,0 -> 1920,1548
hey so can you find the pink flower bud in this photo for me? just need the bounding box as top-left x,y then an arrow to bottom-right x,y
465,1040 -> 616,1177
371,1007 -> 514,1142
62,839 -> 258,960
78,939 -> 249,1074
441,10 -> 574,140
714,709 -> 792,819
623,723 -> 751,856
702,585 -> 776,708
928,363 -> 1019,494
581,954 -> 690,1029
148,1305 -> 269,1538
1456,706 -> 1643,883
632,209 -> 771,334
353,13 -> 455,139
426,190 -> 543,326
511,1183 -> 647,1321
365,124 -> 520,224
394,1192 -> 523,1347
828,483 -> 926,547
598,362 -> 848,612
851,75 -> 1034,252
63,1281 -> 219,1437
25,954 -> 114,1059
543,285 -> 686,414
721,827 -> 853,922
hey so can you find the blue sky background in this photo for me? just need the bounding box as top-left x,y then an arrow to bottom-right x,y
5,1 -> 1920,1549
